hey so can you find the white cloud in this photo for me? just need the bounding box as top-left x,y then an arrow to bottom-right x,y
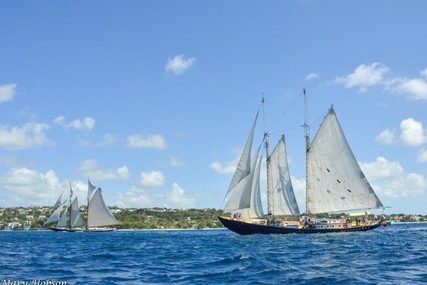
127,134 -> 167,149
165,54 -> 196,76
209,160 -> 237,175
360,156 -> 426,199
399,118 -> 426,146
0,168 -> 60,206
54,116 -> 95,131
305,73 -> 319,81
170,157 -> 185,167
377,118 -> 426,146
139,171 -> 165,189
0,83 -> 17,104
166,182 -> 195,208
334,63 -> 427,100
418,148 -> 427,163
335,63 -> 389,92
115,191 -> 152,208
0,122 -> 53,150
77,159 -> 130,180
78,133 -> 119,148
394,78 -> 427,100
376,129 -> 395,145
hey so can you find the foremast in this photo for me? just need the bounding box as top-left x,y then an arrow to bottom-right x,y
262,96 -> 274,216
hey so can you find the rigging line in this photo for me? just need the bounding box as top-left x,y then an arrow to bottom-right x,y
309,109 -> 329,130
262,92 -> 305,133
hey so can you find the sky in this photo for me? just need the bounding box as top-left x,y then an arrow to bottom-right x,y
0,1 -> 426,214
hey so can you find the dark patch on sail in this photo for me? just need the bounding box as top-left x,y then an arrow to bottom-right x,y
326,168 -> 330,172
347,189 -> 352,193
337,179 -> 341,183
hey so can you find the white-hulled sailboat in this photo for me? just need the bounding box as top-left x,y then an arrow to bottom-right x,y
218,93 -> 386,235
44,179 -> 119,232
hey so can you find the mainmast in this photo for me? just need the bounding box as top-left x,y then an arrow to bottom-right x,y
86,183 -> 90,231
303,89 -> 310,215
68,182 -> 72,230
262,96 -> 273,216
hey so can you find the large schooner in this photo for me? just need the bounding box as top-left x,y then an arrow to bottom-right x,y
218,93 -> 386,235
44,179 -> 119,232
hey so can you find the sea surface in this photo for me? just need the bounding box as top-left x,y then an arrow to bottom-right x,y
0,223 -> 426,285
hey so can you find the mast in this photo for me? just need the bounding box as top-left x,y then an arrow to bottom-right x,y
303,89 -> 310,215
68,182 -> 73,230
86,178 -> 97,230
262,96 -> 273,216
86,182 -> 90,231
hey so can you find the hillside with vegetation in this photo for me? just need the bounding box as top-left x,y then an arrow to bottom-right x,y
0,206 -> 426,230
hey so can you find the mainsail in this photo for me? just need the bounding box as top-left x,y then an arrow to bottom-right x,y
87,188 -> 119,227
226,111 -> 259,195
306,106 -> 383,214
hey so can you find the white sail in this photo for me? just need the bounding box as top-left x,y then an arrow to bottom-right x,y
88,188 -> 119,227
226,112 -> 258,195
88,178 -> 97,199
43,203 -> 65,226
268,136 -> 300,215
222,172 -> 253,213
241,153 -> 264,219
306,107 -> 383,214
52,191 -> 64,209
56,206 -> 68,228
70,197 -> 84,227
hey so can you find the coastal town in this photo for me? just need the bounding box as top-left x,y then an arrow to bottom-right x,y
0,206 -> 425,230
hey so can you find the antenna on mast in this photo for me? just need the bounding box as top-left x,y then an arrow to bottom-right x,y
303,88 -> 310,152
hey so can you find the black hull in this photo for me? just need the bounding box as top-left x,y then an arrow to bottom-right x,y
218,216 -> 385,235
49,227 -> 82,232
49,227 -> 115,233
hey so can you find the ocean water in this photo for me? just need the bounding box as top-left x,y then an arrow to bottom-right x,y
0,223 -> 426,285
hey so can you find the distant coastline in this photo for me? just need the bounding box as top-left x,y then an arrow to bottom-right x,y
1,206 -> 426,231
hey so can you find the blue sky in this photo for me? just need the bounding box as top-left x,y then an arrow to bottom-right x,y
1,1 -> 426,214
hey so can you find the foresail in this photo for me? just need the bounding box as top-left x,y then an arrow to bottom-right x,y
226,111 -> 259,195
241,153 -> 264,219
43,204 -> 64,226
306,107 -> 383,214
268,136 -> 300,215
88,188 -> 119,227
222,173 -> 253,214
52,191 -> 64,209
56,207 -> 68,228
71,197 -> 84,227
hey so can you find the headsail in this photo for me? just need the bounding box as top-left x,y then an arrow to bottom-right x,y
56,207 -> 68,228
88,188 -> 119,227
268,136 -> 300,215
43,203 -> 65,226
226,111 -> 259,195
70,197 -> 84,227
241,152 -> 264,219
306,106 -> 383,214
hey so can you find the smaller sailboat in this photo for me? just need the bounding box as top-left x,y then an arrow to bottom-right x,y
219,94 -> 386,235
44,179 -> 119,232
